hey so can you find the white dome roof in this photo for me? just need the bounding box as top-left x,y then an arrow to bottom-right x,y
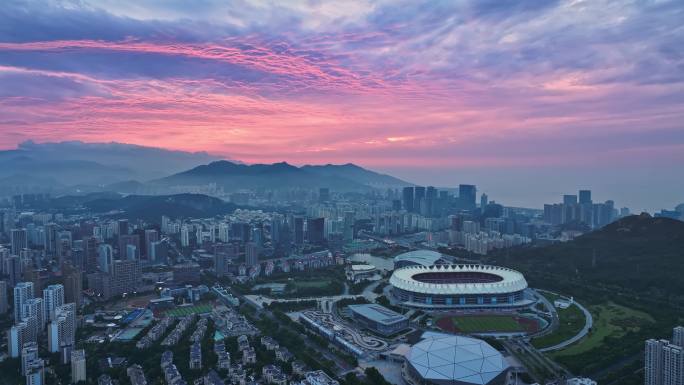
407,334 -> 509,385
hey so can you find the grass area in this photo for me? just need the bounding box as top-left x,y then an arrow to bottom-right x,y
531,301 -> 585,349
454,315 -> 524,332
166,303 -> 212,317
436,314 -> 539,333
292,279 -> 332,289
552,302 -> 654,357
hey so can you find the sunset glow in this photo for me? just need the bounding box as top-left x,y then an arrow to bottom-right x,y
1,1 -> 683,209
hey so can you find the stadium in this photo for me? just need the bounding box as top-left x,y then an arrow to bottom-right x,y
389,264 -> 531,310
394,250 -> 446,269
403,333 -> 509,385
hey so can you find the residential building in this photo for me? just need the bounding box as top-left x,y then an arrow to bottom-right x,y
71,349 -> 87,383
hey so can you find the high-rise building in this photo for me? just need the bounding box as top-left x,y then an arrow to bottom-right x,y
126,244 -> 137,261
294,217 -> 305,245
11,228 -> 28,255
71,349 -> 86,384
245,242 -> 259,267
674,327 -> 684,348
150,240 -> 168,264
307,218 -> 325,244
645,327 -> 684,385
22,341 -> 40,375
44,223 -> 58,255
62,262 -> 83,307
458,184 -> 477,210
14,281 -> 34,321
563,194 -> 578,206
98,244 -> 114,273
0,280 -> 7,314
181,225 -> 191,247
48,303 -> 76,353
579,190 -> 592,204
25,360 -> 45,385
414,186 -> 426,213
4,254 -> 21,287
402,187 -> 414,212
83,236 -> 99,273
43,284 -> 65,322
480,193 -> 488,208
110,260 -> 141,297
343,211 -> 355,242
117,219 -> 129,236
118,234 -> 140,259
8,321 -> 31,357
144,229 -> 159,260
22,298 -> 45,337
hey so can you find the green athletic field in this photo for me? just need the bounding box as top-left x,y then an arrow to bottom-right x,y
436,314 -> 537,333
165,304 -> 212,317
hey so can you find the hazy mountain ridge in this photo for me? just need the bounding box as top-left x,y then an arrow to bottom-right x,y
0,140 -> 223,188
0,141 -> 412,194
156,160 -> 412,192
301,163 -> 412,188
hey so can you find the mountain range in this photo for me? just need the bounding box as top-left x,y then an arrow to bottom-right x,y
0,140 -> 220,189
0,141 -> 412,195
153,161 -> 411,192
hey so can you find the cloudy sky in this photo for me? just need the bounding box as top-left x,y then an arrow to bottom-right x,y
1,0 -> 683,210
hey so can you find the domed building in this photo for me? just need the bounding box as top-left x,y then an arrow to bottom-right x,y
403,333 -> 509,385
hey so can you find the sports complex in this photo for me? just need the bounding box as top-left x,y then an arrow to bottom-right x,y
389,263 -> 532,310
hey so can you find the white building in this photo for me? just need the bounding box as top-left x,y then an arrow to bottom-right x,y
48,303 -> 77,353
14,282 -> 34,321
98,244 -> 114,273
71,349 -> 87,383
645,327 -> 684,385
43,284 -> 65,322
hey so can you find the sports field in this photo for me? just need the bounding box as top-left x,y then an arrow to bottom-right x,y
436,314 -> 540,333
165,303 -> 212,317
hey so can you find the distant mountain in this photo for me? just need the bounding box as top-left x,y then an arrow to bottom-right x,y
492,213 -> 684,306
154,160 -> 384,192
301,163 -> 412,188
83,193 -> 237,221
0,140 -> 224,188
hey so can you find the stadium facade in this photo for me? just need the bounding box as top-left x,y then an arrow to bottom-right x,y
389,264 -> 531,310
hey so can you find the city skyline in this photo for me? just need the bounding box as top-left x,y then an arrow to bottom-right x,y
1,1 -> 684,212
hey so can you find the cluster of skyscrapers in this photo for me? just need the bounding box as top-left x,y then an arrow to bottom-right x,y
543,190 -> 626,229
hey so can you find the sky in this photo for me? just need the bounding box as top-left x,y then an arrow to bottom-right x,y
0,0 -> 683,211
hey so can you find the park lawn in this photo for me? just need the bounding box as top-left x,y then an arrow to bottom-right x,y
531,303 -> 585,349
293,279 -> 333,289
551,302 -> 654,357
451,315 -> 527,333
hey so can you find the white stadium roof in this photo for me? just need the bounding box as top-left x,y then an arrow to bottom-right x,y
389,264 -> 527,295
406,333 -> 509,385
394,250 -> 443,266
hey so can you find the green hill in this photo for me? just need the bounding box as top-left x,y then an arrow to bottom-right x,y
492,214 -> 684,307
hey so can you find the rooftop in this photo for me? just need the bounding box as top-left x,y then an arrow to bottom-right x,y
348,304 -> 408,324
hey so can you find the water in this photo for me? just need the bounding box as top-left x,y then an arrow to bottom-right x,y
349,253 -> 394,271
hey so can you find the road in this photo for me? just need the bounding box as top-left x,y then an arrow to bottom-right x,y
529,289 -> 559,339
361,280 -> 383,302
538,291 -> 594,352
